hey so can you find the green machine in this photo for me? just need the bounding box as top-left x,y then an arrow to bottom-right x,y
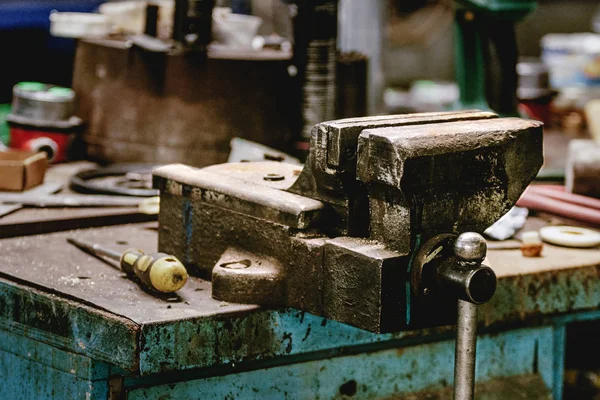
0,104 -> 9,146
454,0 -> 537,115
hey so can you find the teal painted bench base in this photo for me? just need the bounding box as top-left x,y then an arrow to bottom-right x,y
1,315 -> 584,399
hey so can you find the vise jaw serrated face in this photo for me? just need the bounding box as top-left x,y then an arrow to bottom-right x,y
153,111 -> 543,333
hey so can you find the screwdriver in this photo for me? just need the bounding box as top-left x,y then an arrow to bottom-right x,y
67,238 -> 188,293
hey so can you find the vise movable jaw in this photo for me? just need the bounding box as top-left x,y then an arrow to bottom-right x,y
153,111 -> 543,334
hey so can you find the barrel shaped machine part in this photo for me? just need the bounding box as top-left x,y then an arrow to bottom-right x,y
7,82 -> 83,163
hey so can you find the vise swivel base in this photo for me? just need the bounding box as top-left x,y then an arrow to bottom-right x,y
154,111 -> 543,399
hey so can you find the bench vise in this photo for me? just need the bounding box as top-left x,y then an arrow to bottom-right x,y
153,111 -> 543,334
154,111 -> 542,399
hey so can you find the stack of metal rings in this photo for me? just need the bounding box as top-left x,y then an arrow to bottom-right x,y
300,0 -> 338,140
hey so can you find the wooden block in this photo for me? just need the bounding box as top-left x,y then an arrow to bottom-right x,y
566,139 -> 600,198
0,151 -> 47,191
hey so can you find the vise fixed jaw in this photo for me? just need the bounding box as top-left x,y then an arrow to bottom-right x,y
153,111 -> 543,334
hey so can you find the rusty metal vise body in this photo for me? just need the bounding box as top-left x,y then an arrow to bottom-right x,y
153,111 -> 543,334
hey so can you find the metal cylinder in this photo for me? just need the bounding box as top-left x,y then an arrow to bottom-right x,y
566,139 -> 600,198
145,4 -> 159,37
293,0 -> 338,141
336,51 -> 367,119
436,261 -> 497,304
11,83 -> 75,123
454,299 -> 478,400
438,232 -> 496,304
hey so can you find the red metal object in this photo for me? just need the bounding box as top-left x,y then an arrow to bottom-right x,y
517,185 -> 600,225
519,102 -> 552,125
9,127 -> 72,163
528,185 -> 600,210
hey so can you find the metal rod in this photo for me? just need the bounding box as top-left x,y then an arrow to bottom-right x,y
453,299 -> 478,400
67,238 -> 122,263
0,194 -> 145,207
172,0 -> 186,43
144,4 -> 159,37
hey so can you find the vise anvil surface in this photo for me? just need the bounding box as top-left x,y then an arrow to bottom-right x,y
153,111 -> 543,333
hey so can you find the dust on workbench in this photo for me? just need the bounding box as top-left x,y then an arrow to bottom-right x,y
0,222 -> 257,325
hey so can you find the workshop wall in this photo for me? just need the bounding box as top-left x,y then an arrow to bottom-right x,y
383,0 -> 600,87
0,0 -> 104,103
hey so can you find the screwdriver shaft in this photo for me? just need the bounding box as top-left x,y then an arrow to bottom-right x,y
67,238 -> 122,263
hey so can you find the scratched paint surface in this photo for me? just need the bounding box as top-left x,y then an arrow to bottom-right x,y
0,326 -> 109,380
129,326 -> 554,399
0,350 -> 107,400
0,322 -> 559,400
0,277 -> 138,371
0,330 -> 110,400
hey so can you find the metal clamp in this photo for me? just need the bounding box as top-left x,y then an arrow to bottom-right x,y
412,232 -> 496,400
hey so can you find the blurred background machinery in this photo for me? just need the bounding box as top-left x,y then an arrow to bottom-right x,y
2,0 -> 600,162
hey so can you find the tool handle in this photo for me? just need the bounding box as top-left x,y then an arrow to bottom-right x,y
120,250 -> 188,293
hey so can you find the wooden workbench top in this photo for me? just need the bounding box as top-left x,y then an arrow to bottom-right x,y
489,243 -> 600,277
0,222 -> 257,324
0,221 -> 598,376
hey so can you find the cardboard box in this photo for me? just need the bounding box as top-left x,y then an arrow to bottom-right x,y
0,151 -> 47,191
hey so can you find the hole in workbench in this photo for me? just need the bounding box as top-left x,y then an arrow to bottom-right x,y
339,380 -> 358,396
264,153 -> 285,162
220,259 -> 252,269
263,173 -> 285,181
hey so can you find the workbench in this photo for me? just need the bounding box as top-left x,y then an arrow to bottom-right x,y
0,218 -> 598,399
